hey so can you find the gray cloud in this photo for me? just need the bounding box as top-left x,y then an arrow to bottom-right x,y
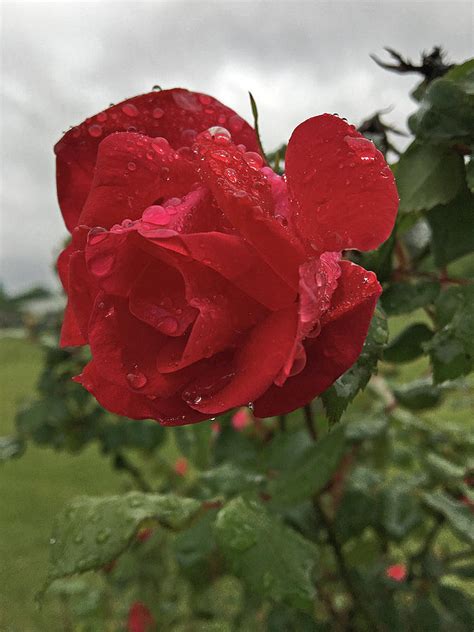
1,0 -> 472,292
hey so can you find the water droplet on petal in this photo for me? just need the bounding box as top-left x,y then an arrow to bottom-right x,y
88,124 -> 103,138
199,94 -> 212,105
159,317 -> 179,335
127,161 -> 137,171
229,114 -> 245,133
243,151 -> 264,170
152,137 -> 170,154
208,126 -> 231,140
344,135 -> 377,163
121,103 -> 139,117
49,538 -> 56,545
88,227 -> 108,245
126,371 -> 148,389
224,168 -> 237,183
152,107 -> 164,119
143,205 -> 170,225
97,112 -> 108,122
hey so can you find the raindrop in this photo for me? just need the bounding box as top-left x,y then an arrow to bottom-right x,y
88,227 -> 108,245
152,137 -> 170,154
243,151 -> 264,170
344,135 -> 377,163
126,371 -> 148,389
224,168 -> 237,183
97,112 -> 108,122
49,538 -> 56,545
121,103 -> 139,117
143,205 -> 170,225
88,124 -> 103,138
199,94 -> 212,105
159,317 -> 179,335
127,161 -> 137,171
247,402 -> 254,411
152,107 -> 164,119
208,126 -> 231,140
229,114 -> 245,133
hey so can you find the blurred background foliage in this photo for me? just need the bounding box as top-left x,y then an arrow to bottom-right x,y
1,48 -> 473,631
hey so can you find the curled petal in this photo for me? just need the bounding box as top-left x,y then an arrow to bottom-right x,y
55,89 -> 259,231
286,114 -> 398,252
195,132 -> 305,289
254,261 -> 381,417
184,305 -> 298,414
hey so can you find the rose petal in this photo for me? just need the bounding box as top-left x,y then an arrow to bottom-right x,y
184,304 -> 298,414
56,89 -> 260,232
195,132 -> 305,289
286,114 -> 398,252
254,261 -> 381,417
77,132 -> 197,229
75,361 -> 207,425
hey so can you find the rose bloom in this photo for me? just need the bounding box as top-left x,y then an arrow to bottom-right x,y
127,601 -> 155,632
56,89 -> 397,425
385,564 -> 407,582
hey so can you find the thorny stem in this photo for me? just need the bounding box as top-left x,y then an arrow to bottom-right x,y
113,452 -> 152,492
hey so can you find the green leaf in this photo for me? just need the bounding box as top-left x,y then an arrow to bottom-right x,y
321,309 -> 388,422
426,286 -> 474,382
409,76 -> 474,144
335,488 -> 379,542
381,280 -> 440,315
268,426 -> 346,508
444,59 -> 474,92
426,453 -> 466,481
248,91 -> 266,160
215,498 -> 318,611
423,490 -> 474,544
200,463 -> 265,498
46,492 -> 201,583
393,379 -> 443,410
437,585 -> 474,627
382,484 -> 423,540
396,142 -> 465,213
384,323 -> 434,363
427,187 -> 474,267
345,416 -> 388,441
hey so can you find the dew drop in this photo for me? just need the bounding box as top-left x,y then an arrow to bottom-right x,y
243,151 -> 264,170
229,114 -> 245,133
208,126 -> 231,140
142,205 -> 170,225
127,161 -> 137,171
97,112 -> 108,123
49,538 -> 56,545
344,135 -> 377,163
224,168 -> 238,183
159,317 -> 179,335
121,103 -> 139,117
152,137 -> 170,154
126,371 -> 148,389
88,227 -> 108,245
152,107 -> 164,119
88,124 -> 103,138
199,94 -> 212,105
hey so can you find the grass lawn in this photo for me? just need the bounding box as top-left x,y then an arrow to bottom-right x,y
0,337 -> 122,632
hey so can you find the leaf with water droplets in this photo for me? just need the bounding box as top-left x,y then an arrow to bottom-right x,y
45,492 -> 201,586
215,498 -> 318,611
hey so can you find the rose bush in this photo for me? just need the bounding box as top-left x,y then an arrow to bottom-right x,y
56,88 -> 397,424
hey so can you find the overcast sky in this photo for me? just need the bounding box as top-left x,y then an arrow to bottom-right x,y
1,0 -> 473,293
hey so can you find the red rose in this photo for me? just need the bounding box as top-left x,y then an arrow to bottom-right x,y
56,89 -> 398,424
127,601 -> 155,632
385,563 -> 407,582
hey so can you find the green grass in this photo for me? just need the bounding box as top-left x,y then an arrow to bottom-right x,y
0,338 -> 122,632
